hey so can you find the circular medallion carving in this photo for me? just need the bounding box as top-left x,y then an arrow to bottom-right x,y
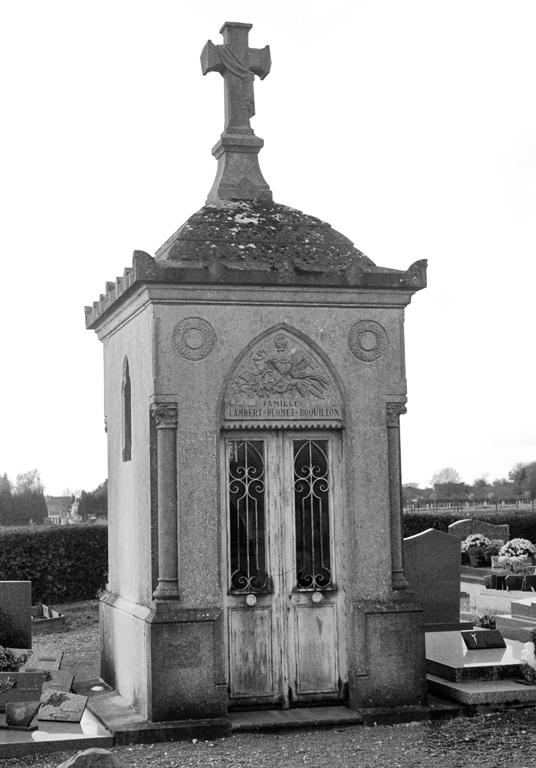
348,320 -> 388,362
172,317 -> 216,360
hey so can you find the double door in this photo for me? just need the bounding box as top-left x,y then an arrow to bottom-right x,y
222,431 -> 347,708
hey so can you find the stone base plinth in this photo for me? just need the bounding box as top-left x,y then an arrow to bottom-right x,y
100,592 -> 227,723
349,597 -> 427,709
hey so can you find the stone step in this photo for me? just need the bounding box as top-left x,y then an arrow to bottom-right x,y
495,615 -> 536,643
511,598 -> 536,619
230,706 -> 363,732
229,701 -> 460,730
427,674 -> 536,706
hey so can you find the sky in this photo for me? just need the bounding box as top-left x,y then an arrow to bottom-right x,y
0,1 -> 534,495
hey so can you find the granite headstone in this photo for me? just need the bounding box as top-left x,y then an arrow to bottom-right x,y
448,518 -> 509,542
0,581 -> 32,648
404,528 -> 472,632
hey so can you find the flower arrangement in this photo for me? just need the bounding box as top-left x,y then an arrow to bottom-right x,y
478,614 -> 496,630
461,534 -> 491,552
499,538 -> 536,558
501,556 -> 530,574
0,646 -> 32,672
484,540 -> 504,557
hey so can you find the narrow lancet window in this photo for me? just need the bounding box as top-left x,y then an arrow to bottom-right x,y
122,358 -> 132,462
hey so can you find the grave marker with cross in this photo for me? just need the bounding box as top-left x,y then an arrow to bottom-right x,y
201,22 -> 273,203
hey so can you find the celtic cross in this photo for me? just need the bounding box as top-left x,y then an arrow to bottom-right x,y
201,22 -> 273,203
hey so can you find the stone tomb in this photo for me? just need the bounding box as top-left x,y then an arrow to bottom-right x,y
0,581 -> 32,649
426,630 -> 536,706
403,529 -> 472,632
86,22 -> 428,728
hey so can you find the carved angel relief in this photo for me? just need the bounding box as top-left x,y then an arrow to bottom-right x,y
223,332 -> 343,429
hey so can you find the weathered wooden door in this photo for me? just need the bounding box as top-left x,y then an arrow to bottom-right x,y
223,431 -> 347,709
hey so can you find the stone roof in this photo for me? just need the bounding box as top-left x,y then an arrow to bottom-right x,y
155,200 -> 375,275
85,199 -> 427,329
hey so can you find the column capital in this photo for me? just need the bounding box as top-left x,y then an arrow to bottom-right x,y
151,403 -> 178,429
386,402 -> 407,428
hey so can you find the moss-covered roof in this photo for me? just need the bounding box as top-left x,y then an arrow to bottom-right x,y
155,199 -> 376,276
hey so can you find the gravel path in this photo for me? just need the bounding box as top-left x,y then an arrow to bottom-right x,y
5,602 -> 536,767
6,712 -> 536,768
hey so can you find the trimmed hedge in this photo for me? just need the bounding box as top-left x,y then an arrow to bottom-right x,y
404,509 -> 536,543
0,525 -> 108,604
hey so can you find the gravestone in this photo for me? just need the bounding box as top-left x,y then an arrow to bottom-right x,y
86,21 -> 428,726
404,528 -> 472,631
41,670 -> 74,693
4,700 -> 40,730
448,518 -> 509,542
0,581 -> 31,648
0,672 -> 43,712
39,691 -> 88,723
22,651 -> 63,671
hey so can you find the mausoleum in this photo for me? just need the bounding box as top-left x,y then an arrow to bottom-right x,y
86,22 -> 428,729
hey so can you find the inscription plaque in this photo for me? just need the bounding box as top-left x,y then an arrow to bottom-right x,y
0,672 -> 43,712
38,691 -> 88,723
223,331 -> 343,429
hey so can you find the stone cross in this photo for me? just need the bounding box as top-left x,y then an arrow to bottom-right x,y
201,22 -> 271,134
201,22 -> 273,203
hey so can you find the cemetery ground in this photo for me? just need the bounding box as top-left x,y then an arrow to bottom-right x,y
5,601 -> 536,768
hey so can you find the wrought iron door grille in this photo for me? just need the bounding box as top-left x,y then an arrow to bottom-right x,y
293,439 -> 333,590
228,440 -> 270,593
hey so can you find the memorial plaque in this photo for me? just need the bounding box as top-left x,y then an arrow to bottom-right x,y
222,331 -> 343,429
462,629 -> 506,650
41,669 -> 74,693
38,690 -> 88,722
3,700 -> 40,730
0,672 -> 43,712
22,651 -> 63,671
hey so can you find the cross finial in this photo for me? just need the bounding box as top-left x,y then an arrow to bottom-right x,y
201,22 -> 273,203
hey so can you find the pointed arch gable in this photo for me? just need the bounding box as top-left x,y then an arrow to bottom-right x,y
220,323 -> 345,430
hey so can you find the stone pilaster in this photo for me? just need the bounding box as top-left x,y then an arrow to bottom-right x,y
386,402 -> 409,591
150,403 -> 180,600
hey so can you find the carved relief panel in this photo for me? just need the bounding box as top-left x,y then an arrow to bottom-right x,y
222,329 -> 343,429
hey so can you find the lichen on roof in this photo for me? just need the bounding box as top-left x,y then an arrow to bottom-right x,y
155,199 -> 376,276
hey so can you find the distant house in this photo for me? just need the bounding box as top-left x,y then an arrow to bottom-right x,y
45,496 -> 71,525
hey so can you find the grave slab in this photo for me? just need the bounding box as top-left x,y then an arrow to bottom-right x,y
0,708 -> 112,759
0,672 -> 43,712
425,631 -> 522,682
31,603 -> 66,634
42,670 -> 75,693
39,691 -> 88,723
22,651 -> 64,671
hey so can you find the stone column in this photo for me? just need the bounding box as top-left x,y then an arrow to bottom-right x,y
386,402 -> 409,591
150,403 -> 180,600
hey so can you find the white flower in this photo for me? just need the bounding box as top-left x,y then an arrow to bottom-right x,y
499,538 -> 536,558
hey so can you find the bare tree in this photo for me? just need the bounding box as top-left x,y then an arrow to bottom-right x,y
430,467 -> 462,485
